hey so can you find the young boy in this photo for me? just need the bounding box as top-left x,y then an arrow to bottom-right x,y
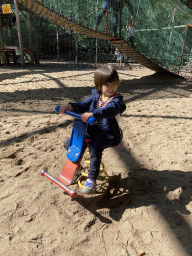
126,20 -> 135,47
60,65 -> 126,194
94,0 -> 134,37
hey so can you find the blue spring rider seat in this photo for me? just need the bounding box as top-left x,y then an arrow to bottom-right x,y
41,106 -> 108,198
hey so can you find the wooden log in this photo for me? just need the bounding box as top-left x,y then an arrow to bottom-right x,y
57,18 -> 68,25
65,22 -> 77,29
59,20 -> 71,26
40,7 -> 49,17
69,25 -> 82,32
52,15 -> 63,23
32,2 -> 40,13
23,0 -> 29,7
44,10 -> 53,19
27,0 -> 35,10
72,27 -> 88,33
36,4 -> 44,15
49,13 -> 58,21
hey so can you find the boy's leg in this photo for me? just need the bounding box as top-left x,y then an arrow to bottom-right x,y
88,135 -> 111,180
129,36 -> 134,47
82,136 -> 108,194
88,150 -> 102,181
95,0 -> 110,28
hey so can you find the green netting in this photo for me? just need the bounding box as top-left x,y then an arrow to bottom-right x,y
2,0 -> 192,75
47,0 -> 192,74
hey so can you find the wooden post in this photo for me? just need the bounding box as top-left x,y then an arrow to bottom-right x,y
33,13 -> 39,64
0,18 -> 7,64
14,0 -> 25,66
105,11 -> 108,34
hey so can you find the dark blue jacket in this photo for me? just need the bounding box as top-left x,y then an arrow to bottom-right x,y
70,89 -> 126,146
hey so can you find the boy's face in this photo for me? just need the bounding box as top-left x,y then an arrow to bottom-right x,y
101,82 -> 118,98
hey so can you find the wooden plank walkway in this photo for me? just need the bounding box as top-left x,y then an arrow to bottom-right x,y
17,0 -> 171,74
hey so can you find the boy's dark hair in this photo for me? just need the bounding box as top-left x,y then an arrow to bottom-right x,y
94,65 -> 119,90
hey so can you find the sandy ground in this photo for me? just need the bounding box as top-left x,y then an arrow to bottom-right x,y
1,62 -> 192,256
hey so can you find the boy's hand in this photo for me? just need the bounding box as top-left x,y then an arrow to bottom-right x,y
81,112 -> 93,122
60,104 -> 73,114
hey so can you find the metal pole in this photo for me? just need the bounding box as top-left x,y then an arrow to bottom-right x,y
95,0 -> 98,64
14,0 -> 24,66
0,18 -> 6,64
95,38 -> 98,64
33,13 -> 39,64
56,25 -> 60,60
177,25 -> 188,75
75,33 -> 78,63
26,10 -> 34,64
166,8 -> 176,68
119,4 -> 122,37
26,11 -> 32,49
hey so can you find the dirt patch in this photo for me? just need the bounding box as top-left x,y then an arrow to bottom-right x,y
1,63 -> 192,256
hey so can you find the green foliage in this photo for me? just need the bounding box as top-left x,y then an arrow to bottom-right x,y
2,0 -> 192,73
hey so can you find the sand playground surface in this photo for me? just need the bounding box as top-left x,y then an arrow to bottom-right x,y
1,62 -> 192,256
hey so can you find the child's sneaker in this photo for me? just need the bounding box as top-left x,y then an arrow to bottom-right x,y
82,178 -> 96,194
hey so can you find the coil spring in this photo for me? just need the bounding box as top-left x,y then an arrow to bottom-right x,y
78,151 -> 108,190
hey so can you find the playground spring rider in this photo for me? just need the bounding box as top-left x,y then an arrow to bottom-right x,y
41,106 -> 109,198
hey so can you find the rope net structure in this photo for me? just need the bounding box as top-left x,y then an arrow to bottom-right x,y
2,0 -> 192,77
